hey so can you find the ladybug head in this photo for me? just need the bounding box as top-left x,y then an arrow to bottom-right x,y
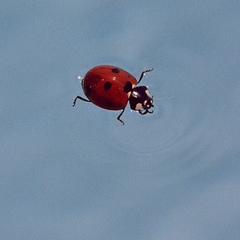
129,86 -> 154,115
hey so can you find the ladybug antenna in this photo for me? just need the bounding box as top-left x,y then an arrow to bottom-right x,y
117,108 -> 125,125
138,68 -> 153,84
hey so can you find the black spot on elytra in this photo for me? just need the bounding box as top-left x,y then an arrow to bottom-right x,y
112,68 -> 120,73
104,81 -> 112,90
123,81 -> 133,93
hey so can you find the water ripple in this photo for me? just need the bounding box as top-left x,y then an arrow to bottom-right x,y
106,97 -> 207,156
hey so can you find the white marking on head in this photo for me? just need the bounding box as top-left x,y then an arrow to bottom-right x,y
145,99 -> 152,108
135,103 -> 143,110
145,89 -> 152,98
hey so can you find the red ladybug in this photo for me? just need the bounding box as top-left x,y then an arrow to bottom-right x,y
73,65 -> 154,125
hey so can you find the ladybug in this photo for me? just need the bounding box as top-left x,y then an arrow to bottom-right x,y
73,65 -> 154,125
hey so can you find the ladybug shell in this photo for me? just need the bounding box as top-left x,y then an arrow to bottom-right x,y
82,65 -> 138,110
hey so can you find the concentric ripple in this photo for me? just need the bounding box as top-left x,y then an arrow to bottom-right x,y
106,96 -> 207,155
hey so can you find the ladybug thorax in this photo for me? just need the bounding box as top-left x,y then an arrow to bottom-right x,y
129,86 -> 153,111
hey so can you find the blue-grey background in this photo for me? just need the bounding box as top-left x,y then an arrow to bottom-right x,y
1,1 -> 240,239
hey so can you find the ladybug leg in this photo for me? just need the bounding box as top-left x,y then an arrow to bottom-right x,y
138,109 -> 148,115
117,108 -> 125,125
72,96 -> 91,107
138,68 -> 154,84
148,109 -> 154,114
138,109 -> 154,115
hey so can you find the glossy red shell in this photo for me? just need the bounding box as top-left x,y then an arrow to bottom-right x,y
82,65 -> 138,110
